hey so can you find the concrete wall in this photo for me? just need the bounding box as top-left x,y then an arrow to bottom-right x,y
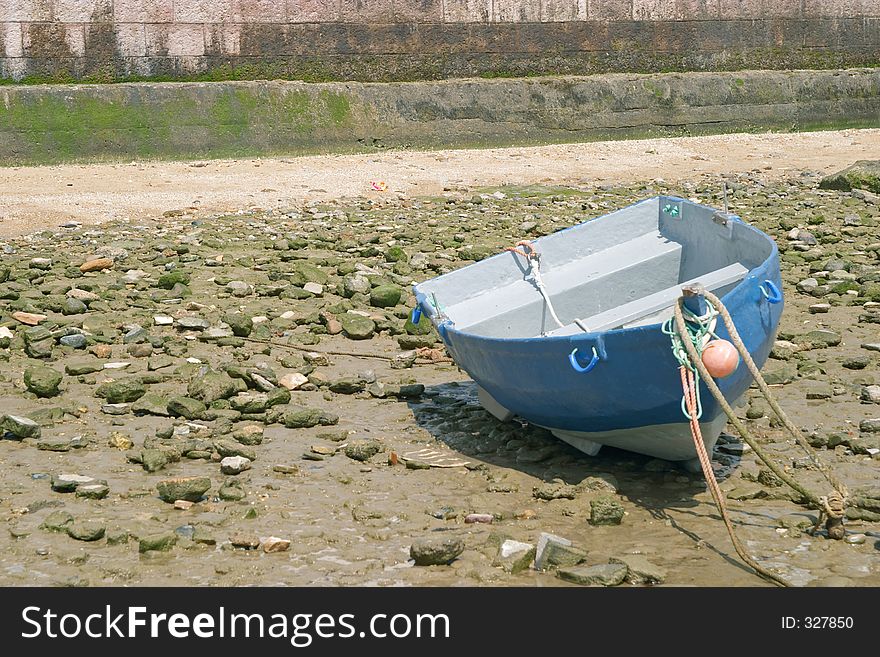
1,68 -> 877,165
0,1 -> 878,81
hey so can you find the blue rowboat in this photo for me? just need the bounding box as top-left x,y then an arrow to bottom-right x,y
412,196 -> 783,471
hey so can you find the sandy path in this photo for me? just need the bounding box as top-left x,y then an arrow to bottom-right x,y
1,129 -> 878,238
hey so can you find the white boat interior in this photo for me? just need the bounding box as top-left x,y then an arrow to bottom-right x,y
419,197 -> 773,339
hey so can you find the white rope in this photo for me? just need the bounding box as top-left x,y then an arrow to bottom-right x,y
506,240 -> 589,335
530,265 -> 565,330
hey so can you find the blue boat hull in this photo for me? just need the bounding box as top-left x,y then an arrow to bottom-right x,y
413,198 -> 784,463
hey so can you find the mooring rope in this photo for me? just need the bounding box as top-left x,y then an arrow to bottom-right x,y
678,364 -> 791,587
696,288 -> 848,501
669,286 -> 849,585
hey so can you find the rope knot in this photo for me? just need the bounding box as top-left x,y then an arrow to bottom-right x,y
505,240 -> 540,262
820,491 -> 846,520
819,491 -> 847,540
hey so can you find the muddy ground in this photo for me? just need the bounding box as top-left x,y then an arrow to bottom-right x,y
0,150 -> 878,587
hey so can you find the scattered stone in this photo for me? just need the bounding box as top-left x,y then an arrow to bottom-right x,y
67,520 -> 106,542
188,372 -> 244,403
192,527 -> 216,545
726,483 -> 767,500
40,510 -> 74,532
279,372 -> 309,390
859,418 -> 880,433
609,555 -> 667,585
223,313 -> 253,337
51,473 -> 97,493
842,356 -> 869,370
281,407 -> 338,428
384,383 -> 425,399
590,497 -> 625,525
533,481 -> 577,500
304,352 -> 330,366
36,437 -> 71,452
80,257 -> 114,273
94,378 -> 146,404
558,563 -> 628,586
344,439 -> 383,462
75,484 -> 110,500
62,297 -> 88,315
177,316 -> 210,331
167,396 -> 207,419
535,532 -> 589,570
370,284 -> 402,308
12,311 -> 47,326
465,513 -> 494,524
1,414 -> 41,439
232,424 -> 264,445
261,537 -> 291,553
230,392 -> 269,413
220,456 -> 252,475
226,280 -> 251,297
24,327 -> 54,358
494,539 -> 536,574
141,449 -> 170,473
805,383 -> 833,400
391,350 -> 418,369
156,477 -> 211,503
763,361 -> 798,385
342,273 -> 371,297
410,536 -> 464,566
131,394 -> 171,417
329,378 -> 365,394
341,314 -> 375,340
59,334 -> 87,349
861,385 -> 880,404
801,329 -> 842,347
65,360 -> 102,376
139,531 -> 177,553
230,533 -> 260,549
303,282 -> 324,296
746,400 -> 767,419
24,365 -> 63,398
218,479 -> 247,501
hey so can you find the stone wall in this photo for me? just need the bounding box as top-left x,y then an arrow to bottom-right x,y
1,69 -> 877,164
1,1 -> 879,81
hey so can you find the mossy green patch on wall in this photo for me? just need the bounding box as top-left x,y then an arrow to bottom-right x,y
0,81 -> 369,164
324,92 -> 351,124
0,70 -> 878,166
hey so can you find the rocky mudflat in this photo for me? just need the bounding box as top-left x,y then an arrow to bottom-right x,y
0,172 -> 878,587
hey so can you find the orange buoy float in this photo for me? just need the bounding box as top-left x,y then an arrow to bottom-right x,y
701,339 -> 739,378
